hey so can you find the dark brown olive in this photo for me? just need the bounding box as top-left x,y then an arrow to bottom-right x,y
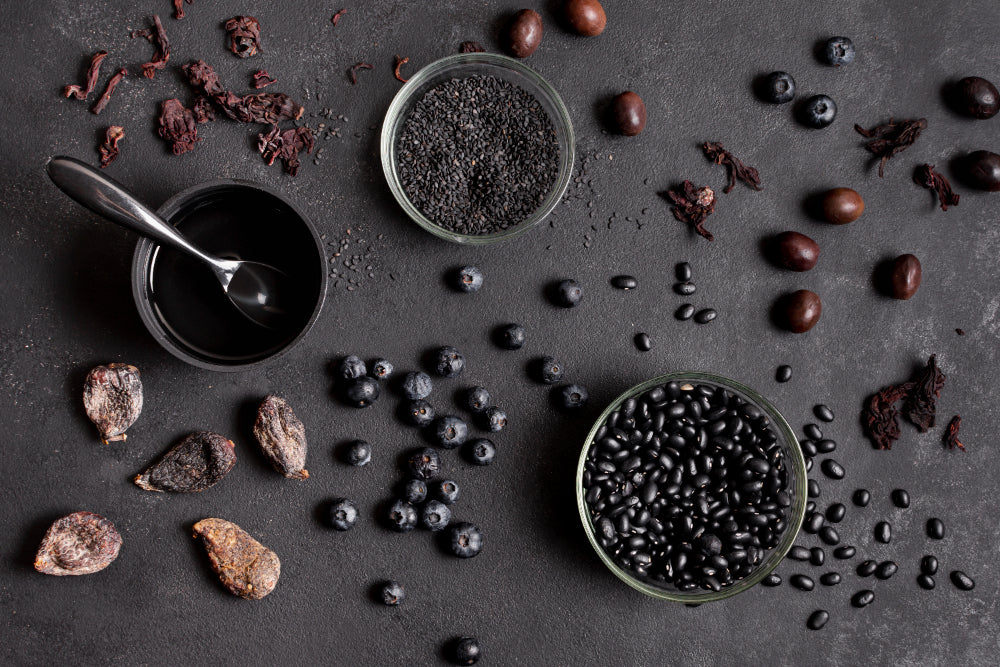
889,254 -> 921,300
611,91 -> 646,136
506,9 -> 543,58
564,0 -> 607,36
963,150 -> 1000,191
781,290 -> 822,333
956,77 -> 999,119
771,231 -> 820,272
821,188 -> 864,224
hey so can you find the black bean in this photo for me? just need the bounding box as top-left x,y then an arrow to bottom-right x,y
917,574 -> 936,590
675,303 -> 696,321
807,479 -> 820,499
820,572 -> 841,586
852,590 -> 875,608
788,545 -> 811,561
874,521 -> 891,544
825,503 -> 846,523
803,423 -> 823,440
833,545 -> 856,559
813,405 -> 834,422
874,561 -> 898,580
950,571 -> 975,591
611,275 -> 638,290
819,526 -> 840,545
820,459 -> 845,480
805,500 -> 816,513
810,547 -> 825,566
803,512 -> 824,534
920,555 -> 938,576
891,489 -> 910,508
775,365 -> 792,383
693,308 -> 717,324
853,489 -> 871,507
675,262 -> 692,282
762,573 -> 782,587
815,439 -> 837,454
634,333 -> 652,352
806,609 -> 829,630
790,574 -> 815,591
805,457 -> 813,473
926,517 -> 945,540
800,440 -> 817,457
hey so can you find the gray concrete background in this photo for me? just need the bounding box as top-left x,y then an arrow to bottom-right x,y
1,0 -> 998,664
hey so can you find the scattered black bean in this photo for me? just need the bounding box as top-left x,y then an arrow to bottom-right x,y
875,521 -> 892,544
807,479 -> 820,499
926,518 -> 945,540
807,609 -> 830,630
674,282 -> 696,296
806,500 -> 816,513
920,555 -> 938,576
950,570 -> 975,591
820,572 -> 842,586
826,503 -> 846,523
891,489 -> 910,508
790,574 -> 815,591
775,365 -> 792,383
805,457 -> 814,473
675,262 -> 692,282
917,574 -> 936,590
833,545 -> 856,559
611,275 -> 638,290
815,439 -> 837,454
853,489 -> 871,507
820,459 -> 845,480
634,333 -> 652,352
800,440 -> 817,457
819,526 -> 840,546
675,304 -> 696,321
875,561 -> 898,580
789,545 -> 811,561
693,308 -> 717,324
803,423 -> 823,440
804,511 -> 824,534
810,547 -> 825,566
762,573 -> 782,587
852,590 -> 875,608
814,405 -> 834,422
857,560 -> 877,577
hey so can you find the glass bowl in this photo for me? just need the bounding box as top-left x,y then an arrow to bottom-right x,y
575,372 -> 807,602
380,53 -> 575,244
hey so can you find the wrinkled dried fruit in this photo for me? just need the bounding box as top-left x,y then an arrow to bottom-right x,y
257,125 -> 314,176
183,60 -> 304,125
98,125 -> 125,168
83,363 -> 143,443
903,354 -> 945,432
64,51 -> 108,100
135,431 -> 236,492
225,16 -> 261,58
34,511 -> 122,576
253,395 -> 309,479
192,518 -> 280,599
158,99 -> 200,155
131,15 -> 171,79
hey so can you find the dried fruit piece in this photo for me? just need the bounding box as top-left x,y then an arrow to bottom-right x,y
257,125 -> 314,176
91,68 -> 127,115
131,15 -> 171,79
83,363 -> 143,443
64,51 -> 108,100
158,98 -> 200,155
34,511 -> 122,576
225,16 -> 261,58
192,518 -> 280,599
903,354 -> 945,432
253,395 -> 308,479
98,125 -> 125,168
135,431 -> 236,492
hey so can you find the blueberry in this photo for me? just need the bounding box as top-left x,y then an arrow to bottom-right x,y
406,447 -> 442,480
464,386 -> 491,413
553,383 -> 589,411
494,323 -> 526,350
434,346 -> 465,377
344,376 -> 380,408
403,399 -> 436,427
553,279 -> 583,307
345,440 -> 372,466
434,415 -> 469,449
402,371 -> 433,400
482,406 -> 507,433
821,36 -> 855,66
370,359 -> 394,381
800,94 -> 837,129
760,71 -> 796,104
338,355 -> 366,380
328,498 -> 358,530
449,522 -> 483,558
448,637 -> 482,665
453,266 -> 484,293
465,438 -> 496,465
536,356 -> 565,384
381,580 -> 405,605
401,479 -> 427,504
434,479 -> 460,505
421,500 -> 452,531
387,499 -> 418,532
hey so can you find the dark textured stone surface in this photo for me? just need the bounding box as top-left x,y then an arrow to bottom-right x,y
1,0 -> 997,664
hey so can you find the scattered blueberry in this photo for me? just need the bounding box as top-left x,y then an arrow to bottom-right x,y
464,386 -> 491,413
434,415 -> 469,449
403,399 -> 436,427
494,323 -> 526,350
344,376 -> 380,408
370,359 -> 394,381
482,406 -> 507,432
449,522 -> 483,558
381,580 -> 405,605
387,499 -> 418,532
338,355 -> 367,380
402,371 -> 433,400
553,384 -> 589,411
800,94 -> 837,129
345,440 -> 372,466
536,356 -> 564,385
328,498 -> 358,531
821,36 -> 856,66
466,438 -> 496,465
406,447 -> 442,480
401,479 -> 427,504
421,500 -> 452,531
448,637 -> 482,665
553,279 -> 583,308
760,71 -> 796,104
453,266 -> 484,293
434,346 -> 465,378
434,480 -> 460,505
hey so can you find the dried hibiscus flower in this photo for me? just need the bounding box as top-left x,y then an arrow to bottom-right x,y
132,15 -> 170,79
331,8 -> 347,26
193,518 -> 280,599
662,181 -> 717,241
158,99 -> 200,155
83,363 -> 143,443
253,395 -> 309,478
460,41 -> 486,53
173,0 -> 194,20
191,95 -> 215,123
349,61 -> 374,84
903,354 -> 946,432
183,60 -> 303,125
862,382 -> 913,450
225,16 -> 261,58
943,415 -> 965,451
35,511 -> 122,576
855,117 -> 927,177
258,126 -> 314,176
914,164 -> 959,211
394,55 -> 410,83
64,51 -> 108,100
98,125 -> 125,168
252,70 -> 277,89
91,67 -> 127,115
702,142 -> 763,193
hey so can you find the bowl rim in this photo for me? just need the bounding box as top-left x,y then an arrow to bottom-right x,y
380,52 -> 576,245
130,179 -> 328,372
575,371 -> 807,602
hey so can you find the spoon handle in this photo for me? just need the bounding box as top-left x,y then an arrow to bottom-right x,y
46,156 -> 222,268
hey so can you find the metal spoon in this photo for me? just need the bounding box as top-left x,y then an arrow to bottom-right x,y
47,156 -> 289,330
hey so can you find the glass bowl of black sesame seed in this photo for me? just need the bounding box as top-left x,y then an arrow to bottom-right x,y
381,53 -> 575,244
576,373 -> 807,602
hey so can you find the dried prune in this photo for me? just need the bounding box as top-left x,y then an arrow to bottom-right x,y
34,511 -> 122,576
82,363 -> 143,443
253,395 -> 309,479
192,518 -> 280,599
134,431 -> 236,493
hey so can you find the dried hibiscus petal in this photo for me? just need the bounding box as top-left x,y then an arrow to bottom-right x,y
258,125 -> 314,176
943,415 -> 965,451
331,8 -> 346,26
854,117 -> 927,178
34,511 -> 122,576
183,60 -> 303,125
348,61 -> 373,85
253,395 -> 309,479
192,518 -> 280,600
661,181 -> 717,240
173,0 -> 193,20
225,16 -> 261,58
98,126 -> 125,168
903,354 -> 946,432
702,141 -> 763,193
460,41 -> 486,53
252,70 -> 277,89
158,99 -> 200,155
64,51 -> 108,100
91,67 -> 127,115
394,55 -> 410,83
83,363 -> 143,443
132,15 -> 170,79
914,163 -> 959,211
135,431 -> 236,492
191,95 -> 215,123
862,382 -> 912,450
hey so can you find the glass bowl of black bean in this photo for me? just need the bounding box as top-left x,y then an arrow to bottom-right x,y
576,372 -> 807,602
380,52 -> 575,244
